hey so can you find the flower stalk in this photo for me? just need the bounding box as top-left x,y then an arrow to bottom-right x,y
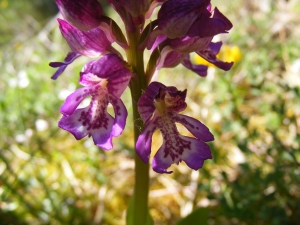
126,28 -> 151,225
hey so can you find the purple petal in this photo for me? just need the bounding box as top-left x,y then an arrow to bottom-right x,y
59,86 -> 119,150
138,82 -> 166,123
181,136 -> 212,170
55,0 -> 102,31
187,7 -> 233,38
152,142 -> 174,174
208,41 -> 222,55
138,82 -> 188,122
160,48 -> 185,68
169,36 -> 212,54
81,54 -> 131,98
49,52 -> 80,80
59,108 -> 89,140
136,117 -> 158,163
181,54 -> 208,77
155,46 -> 174,71
150,34 -> 167,52
89,112 -> 114,150
79,71 -> 102,87
196,47 -> 234,71
109,94 -> 128,137
152,116 -> 190,173
157,0 -> 211,38
59,107 -> 115,150
107,68 -> 131,98
171,113 -> 214,141
58,19 -> 112,57
60,86 -> 94,116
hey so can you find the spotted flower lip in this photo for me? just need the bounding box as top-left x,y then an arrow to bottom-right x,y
136,82 -> 214,173
58,54 -> 131,150
55,0 -> 103,31
49,19 -> 114,80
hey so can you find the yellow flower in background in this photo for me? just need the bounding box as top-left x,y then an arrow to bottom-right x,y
194,45 -> 242,67
0,0 -> 8,8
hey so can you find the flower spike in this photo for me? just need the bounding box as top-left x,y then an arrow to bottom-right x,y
136,82 -> 214,173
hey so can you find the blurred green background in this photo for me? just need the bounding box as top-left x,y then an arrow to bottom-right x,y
1,0 -> 300,224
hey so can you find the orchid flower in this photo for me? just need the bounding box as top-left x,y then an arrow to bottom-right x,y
144,4 -> 234,78
58,54 -> 131,150
136,82 -> 214,173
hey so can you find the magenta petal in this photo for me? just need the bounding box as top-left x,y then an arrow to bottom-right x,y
152,142 -> 174,174
172,114 -> 214,141
181,54 -> 208,77
59,108 -> 89,140
136,118 -> 158,164
58,19 -> 112,57
109,94 -> 127,137
60,86 -> 93,116
49,52 -> 81,80
55,0 -> 102,31
181,136 -> 212,170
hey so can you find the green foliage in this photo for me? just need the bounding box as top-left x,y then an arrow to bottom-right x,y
177,208 -> 208,225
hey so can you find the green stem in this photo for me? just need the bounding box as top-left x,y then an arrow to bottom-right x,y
126,29 -> 150,224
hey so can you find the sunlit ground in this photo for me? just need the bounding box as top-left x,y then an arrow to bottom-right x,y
1,0 -> 300,224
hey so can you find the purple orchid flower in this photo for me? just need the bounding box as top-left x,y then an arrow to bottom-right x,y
143,5 -> 233,77
155,41 -> 233,77
58,54 -> 131,150
136,82 -> 214,173
156,0 -> 232,39
55,0 -> 103,31
49,19 -> 115,80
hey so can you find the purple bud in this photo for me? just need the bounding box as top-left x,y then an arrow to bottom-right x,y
55,0 -> 103,31
119,0 -> 150,17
